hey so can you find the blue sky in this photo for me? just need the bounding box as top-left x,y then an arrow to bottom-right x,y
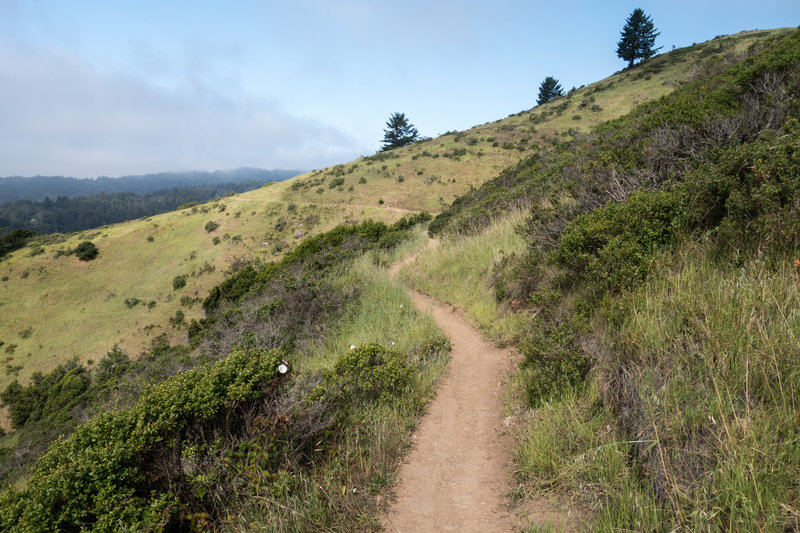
0,0 -> 797,178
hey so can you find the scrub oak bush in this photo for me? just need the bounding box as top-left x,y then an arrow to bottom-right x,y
74,240 -> 99,261
0,346 -> 284,531
555,190 -> 681,292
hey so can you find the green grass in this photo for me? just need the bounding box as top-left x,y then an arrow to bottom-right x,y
223,233 -> 451,531
0,186 -> 406,429
400,212 -> 529,345
512,243 -> 800,531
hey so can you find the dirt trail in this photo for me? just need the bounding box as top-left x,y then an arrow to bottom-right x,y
382,240 -> 518,531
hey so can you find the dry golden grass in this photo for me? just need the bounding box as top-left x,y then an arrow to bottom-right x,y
0,182 -> 405,413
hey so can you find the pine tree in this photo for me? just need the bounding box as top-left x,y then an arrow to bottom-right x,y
381,112 -> 419,151
616,8 -> 662,68
536,76 -> 564,105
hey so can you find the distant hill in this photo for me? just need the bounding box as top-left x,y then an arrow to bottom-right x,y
0,168 -> 302,204
0,181 -> 275,236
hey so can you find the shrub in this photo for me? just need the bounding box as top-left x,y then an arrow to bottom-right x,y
74,241 -> 99,261
555,191 -> 681,292
311,344 -> 411,405
172,275 -> 187,290
204,220 -> 219,233
328,177 -> 345,189
0,347 -> 283,531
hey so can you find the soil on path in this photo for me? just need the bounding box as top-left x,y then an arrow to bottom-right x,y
383,239 -> 575,531
382,240 -> 516,531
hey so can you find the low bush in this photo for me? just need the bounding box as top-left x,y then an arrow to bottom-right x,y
0,347 -> 283,531
555,190 -> 681,292
74,241 -> 99,261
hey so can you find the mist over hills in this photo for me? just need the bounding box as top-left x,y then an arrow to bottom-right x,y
0,168 -> 302,204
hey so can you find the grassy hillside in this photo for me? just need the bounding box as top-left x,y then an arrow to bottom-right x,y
280,29 -> 786,213
0,183 -> 407,428
0,30 -> 781,424
0,26 -> 795,530
406,26 -> 800,531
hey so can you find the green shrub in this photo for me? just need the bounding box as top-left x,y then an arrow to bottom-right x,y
555,191 -> 681,292
311,344 -> 411,405
328,177 -> 345,189
172,274 -> 187,290
519,317 -> 589,406
95,345 -> 131,384
74,241 -> 99,261
204,220 -> 219,233
0,347 -> 282,531
0,359 -> 90,429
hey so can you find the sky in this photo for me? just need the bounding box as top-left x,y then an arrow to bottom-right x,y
0,1 -> 797,178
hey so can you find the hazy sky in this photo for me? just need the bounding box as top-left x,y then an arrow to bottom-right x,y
0,1 -> 797,178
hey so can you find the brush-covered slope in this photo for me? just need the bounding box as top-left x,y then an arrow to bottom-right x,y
280,29 -> 786,212
407,26 -> 800,531
0,28 -> 784,432
0,183 -> 404,427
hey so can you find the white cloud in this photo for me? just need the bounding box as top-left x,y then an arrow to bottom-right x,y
0,38 -> 365,177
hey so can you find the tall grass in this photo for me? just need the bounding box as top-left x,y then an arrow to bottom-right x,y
515,244 -> 800,531
400,212 -> 529,345
228,233 -> 451,531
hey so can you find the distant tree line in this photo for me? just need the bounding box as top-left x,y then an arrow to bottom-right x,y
0,168 -> 300,203
0,181 -> 266,236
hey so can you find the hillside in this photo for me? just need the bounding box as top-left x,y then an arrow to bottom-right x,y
0,29 -> 782,416
1,27 -> 797,531
0,184 -> 406,427
403,26 -> 800,531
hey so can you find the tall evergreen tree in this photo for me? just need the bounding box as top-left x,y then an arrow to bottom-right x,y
381,112 -> 419,151
616,8 -> 662,68
536,76 -> 564,105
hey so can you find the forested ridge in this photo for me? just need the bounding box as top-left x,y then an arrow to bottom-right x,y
1,181 -> 269,235
0,168 -> 299,203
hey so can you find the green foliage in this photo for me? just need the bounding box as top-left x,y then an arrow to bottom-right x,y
328,177 -> 345,189
203,218 -> 426,313
519,315 -> 589,407
0,228 -> 37,260
0,346 -> 282,531
94,345 -> 131,384
311,344 -> 411,405
536,76 -> 564,105
681,120 -> 800,252
172,274 -> 187,290
0,359 -> 90,429
204,220 -> 219,233
617,8 -> 661,67
74,240 -> 99,261
555,191 -> 681,292
381,112 -> 419,151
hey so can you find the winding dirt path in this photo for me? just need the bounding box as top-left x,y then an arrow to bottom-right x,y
382,241 -> 519,531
